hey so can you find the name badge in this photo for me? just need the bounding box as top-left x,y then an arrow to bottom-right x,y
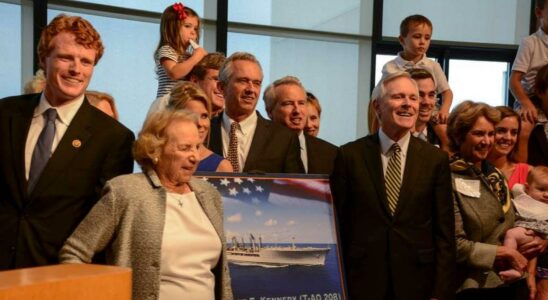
455,178 -> 480,198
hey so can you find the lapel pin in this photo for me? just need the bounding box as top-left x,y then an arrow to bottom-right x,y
72,139 -> 82,148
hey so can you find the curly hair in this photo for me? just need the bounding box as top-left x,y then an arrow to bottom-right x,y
447,101 -> 501,152
38,14 -> 104,68
133,109 -> 198,172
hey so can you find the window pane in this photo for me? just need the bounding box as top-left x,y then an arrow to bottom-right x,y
0,2 -> 22,98
448,59 -> 509,110
48,9 -> 159,135
229,0 -> 372,35
374,54 -> 437,86
374,54 -> 397,85
382,0 -> 530,45
71,0 -> 205,16
228,32 -> 359,146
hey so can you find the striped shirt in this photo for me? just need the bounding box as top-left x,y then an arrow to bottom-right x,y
154,45 -> 189,98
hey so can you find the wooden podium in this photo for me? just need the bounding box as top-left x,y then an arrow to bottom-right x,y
0,264 -> 131,300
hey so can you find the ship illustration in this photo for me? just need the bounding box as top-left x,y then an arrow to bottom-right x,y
227,234 -> 330,266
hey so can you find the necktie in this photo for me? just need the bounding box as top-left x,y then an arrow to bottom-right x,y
385,143 -> 401,215
227,122 -> 240,172
28,108 -> 57,193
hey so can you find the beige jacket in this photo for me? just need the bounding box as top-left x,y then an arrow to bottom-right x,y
60,171 -> 233,300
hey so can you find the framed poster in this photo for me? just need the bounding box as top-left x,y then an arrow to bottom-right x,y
202,174 -> 346,300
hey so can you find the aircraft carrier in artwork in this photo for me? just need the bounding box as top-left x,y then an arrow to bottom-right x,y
227,234 -> 330,266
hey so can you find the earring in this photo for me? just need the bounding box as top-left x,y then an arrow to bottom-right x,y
153,157 -> 159,164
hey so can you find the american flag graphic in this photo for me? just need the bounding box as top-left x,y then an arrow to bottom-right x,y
200,175 -> 333,204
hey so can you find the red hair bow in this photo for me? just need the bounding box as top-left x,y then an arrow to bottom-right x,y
173,2 -> 187,20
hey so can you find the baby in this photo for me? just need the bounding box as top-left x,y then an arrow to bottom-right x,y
501,166 -> 548,280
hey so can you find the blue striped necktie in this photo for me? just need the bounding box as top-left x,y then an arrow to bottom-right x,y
28,108 -> 57,193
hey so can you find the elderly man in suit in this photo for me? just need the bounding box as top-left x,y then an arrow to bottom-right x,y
0,14 -> 134,269
263,76 -> 337,174
209,52 -> 303,174
331,71 -> 455,300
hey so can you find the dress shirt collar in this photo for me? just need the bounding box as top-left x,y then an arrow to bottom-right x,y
222,111 -> 258,136
298,131 -> 308,173
379,127 -> 411,156
298,131 -> 306,149
412,127 -> 428,138
35,93 -> 85,126
394,52 -> 428,69
536,27 -> 548,46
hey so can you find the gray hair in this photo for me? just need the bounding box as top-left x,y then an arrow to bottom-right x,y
371,71 -> 417,102
263,75 -> 305,113
133,109 -> 198,172
218,51 -> 263,84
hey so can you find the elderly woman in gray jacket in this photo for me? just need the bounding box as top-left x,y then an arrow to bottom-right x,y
60,109 -> 232,300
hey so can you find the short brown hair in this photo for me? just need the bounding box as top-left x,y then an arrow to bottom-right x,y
133,109 -> 198,172
187,52 -> 226,81
537,0 -> 546,9
400,14 -> 433,37
447,101 -> 501,152
38,14 -> 104,69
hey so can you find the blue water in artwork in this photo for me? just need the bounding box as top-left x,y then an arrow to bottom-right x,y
229,243 -> 344,300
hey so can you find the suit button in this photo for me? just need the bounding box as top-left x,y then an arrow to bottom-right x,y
152,261 -> 159,268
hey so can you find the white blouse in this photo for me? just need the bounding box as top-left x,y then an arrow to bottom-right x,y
159,192 -> 222,300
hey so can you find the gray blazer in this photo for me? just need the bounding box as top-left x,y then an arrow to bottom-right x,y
60,171 -> 233,300
452,169 -> 515,291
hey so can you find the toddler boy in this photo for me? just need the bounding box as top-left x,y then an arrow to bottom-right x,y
382,14 -> 453,124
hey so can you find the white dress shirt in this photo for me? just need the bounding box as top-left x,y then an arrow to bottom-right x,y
24,93 -> 85,180
298,131 -> 308,173
413,127 -> 428,141
221,112 -> 258,172
378,128 -> 411,181
159,191 -> 221,300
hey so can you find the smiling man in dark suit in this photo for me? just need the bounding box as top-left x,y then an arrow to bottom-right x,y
263,75 -> 337,174
331,71 -> 455,300
208,52 -> 303,174
0,14 -> 134,269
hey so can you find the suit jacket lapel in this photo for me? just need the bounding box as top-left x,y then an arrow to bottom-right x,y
363,134 -> 390,215
244,112 -> 269,171
209,114 -> 223,156
30,100 -> 94,197
393,137 -> 422,218
10,96 -> 39,204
